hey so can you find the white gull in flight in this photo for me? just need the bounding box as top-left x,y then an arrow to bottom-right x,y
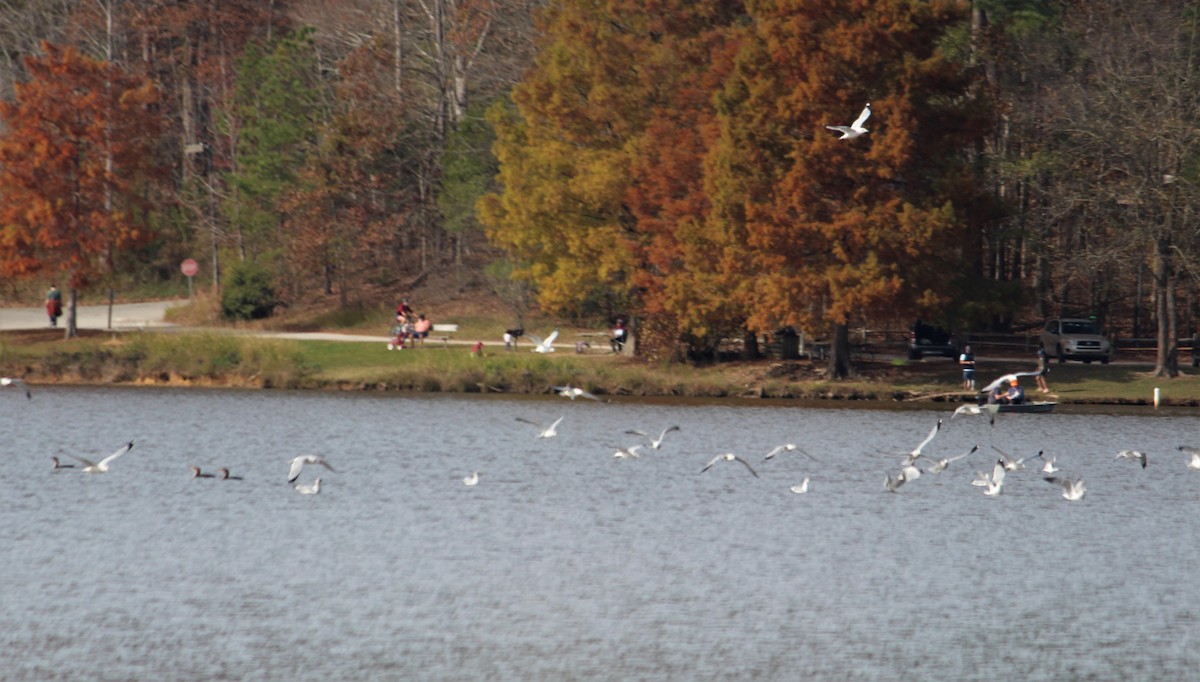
701,453 -> 759,478
625,426 -> 680,450
826,103 -> 871,139
516,415 -> 564,439
287,455 -> 335,484
70,441 -> 134,474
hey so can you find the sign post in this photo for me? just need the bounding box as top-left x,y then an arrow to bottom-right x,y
181,258 -> 199,298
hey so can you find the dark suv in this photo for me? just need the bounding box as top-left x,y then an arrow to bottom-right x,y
908,320 -> 958,360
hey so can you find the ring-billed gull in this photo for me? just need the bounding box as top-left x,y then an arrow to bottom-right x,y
892,419 -> 941,466
992,445 -> 1033,471
701,453 -> 759,478
1044,476 -> 1086,501
790,478 -> 810,494
1,377 -> 31,400
70,441 -> 134,474
555,385 -> 603,401
951,404 -> 996,426
625,426 -> 680,450
826,103 -> 871,139
926,445 -> 979,474
1179,446 -> 1200,469
980,460 -> 1006,496
612,445 -> 643,460
1116,449 -> 1148,469
287,455 -> 336,484
884,465 -> 922,492
516,416 -> 564,439
763,443 -> 818,462
527,329 -> 559,353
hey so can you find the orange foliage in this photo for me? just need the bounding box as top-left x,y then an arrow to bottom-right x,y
0,42 -> 165,287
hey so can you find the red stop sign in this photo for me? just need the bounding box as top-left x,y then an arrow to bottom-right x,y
181,258 -> 199,277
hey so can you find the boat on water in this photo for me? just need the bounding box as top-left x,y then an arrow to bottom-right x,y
995,401 -> 1056,414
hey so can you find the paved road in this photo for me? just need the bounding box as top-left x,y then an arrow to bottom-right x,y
0,300 -> 417,345
0,300 -> 184,331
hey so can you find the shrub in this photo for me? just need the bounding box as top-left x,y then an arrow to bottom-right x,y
221,261 -> 277,320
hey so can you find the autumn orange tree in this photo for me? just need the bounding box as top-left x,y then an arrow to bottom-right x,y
621,0 -> 747,360
707,0 -> 990,376
0,41 -> 164,337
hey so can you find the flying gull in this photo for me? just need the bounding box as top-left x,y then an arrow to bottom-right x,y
287,455 -> 336,484
763,444 -> 819,462
625,426 -> 680,450
516,415 -> 565,439
70,441 -> 134,474
1,377 -> 31,400
527,329 -> 559,354
926,445 -> 979,474
701,453 -> 759,478
1116,450 -> 1148,468
1044,476 -> 1086,501
826,103 -> 871,139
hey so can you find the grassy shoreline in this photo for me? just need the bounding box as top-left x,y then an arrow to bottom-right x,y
4,328 -> 1200,407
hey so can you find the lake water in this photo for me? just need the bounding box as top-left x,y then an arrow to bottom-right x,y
4,387 -> 1199,680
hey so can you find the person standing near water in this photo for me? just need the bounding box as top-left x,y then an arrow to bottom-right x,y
959,345 -> 976,390
45,284 -> 62,327
1036,342 -> 1050,393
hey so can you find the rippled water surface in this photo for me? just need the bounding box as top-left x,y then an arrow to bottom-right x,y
4,387 -> 1200,680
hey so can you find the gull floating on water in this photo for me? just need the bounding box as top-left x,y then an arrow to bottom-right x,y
701,453 -> 759,478
1044,476 -> 1086,501
555,385 -> 602,401
527,329 -> 559,354
70,441 -> 134,474
190,466 -> 215,479
219,468 -> 243,480
625,426 -> 680,450
1,377 -> 31,400
763,444 -> 819,462
516,415 -> 564,439
790,478 -> 810,494
1178,446 -> 1200,470
287,455 -> 336,484
51,456 -> 75,471
826,102 -> 871,139
926,445 -> 979,474
463,471 -> 479,486
295,478 -> 321,495
1116,449 -> 1148,469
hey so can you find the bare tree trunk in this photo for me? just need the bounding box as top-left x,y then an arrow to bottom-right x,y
826,322 -> 851,379
65,288 -> 78,340
1154,234 -> 1177,377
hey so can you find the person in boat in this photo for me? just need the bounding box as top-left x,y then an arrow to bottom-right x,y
1005,378 -> 1026,405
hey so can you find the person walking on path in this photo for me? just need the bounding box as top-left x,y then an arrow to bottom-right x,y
45,284 -> 62,327
1036,342 -> 1050,393
959,345 -> 976,390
